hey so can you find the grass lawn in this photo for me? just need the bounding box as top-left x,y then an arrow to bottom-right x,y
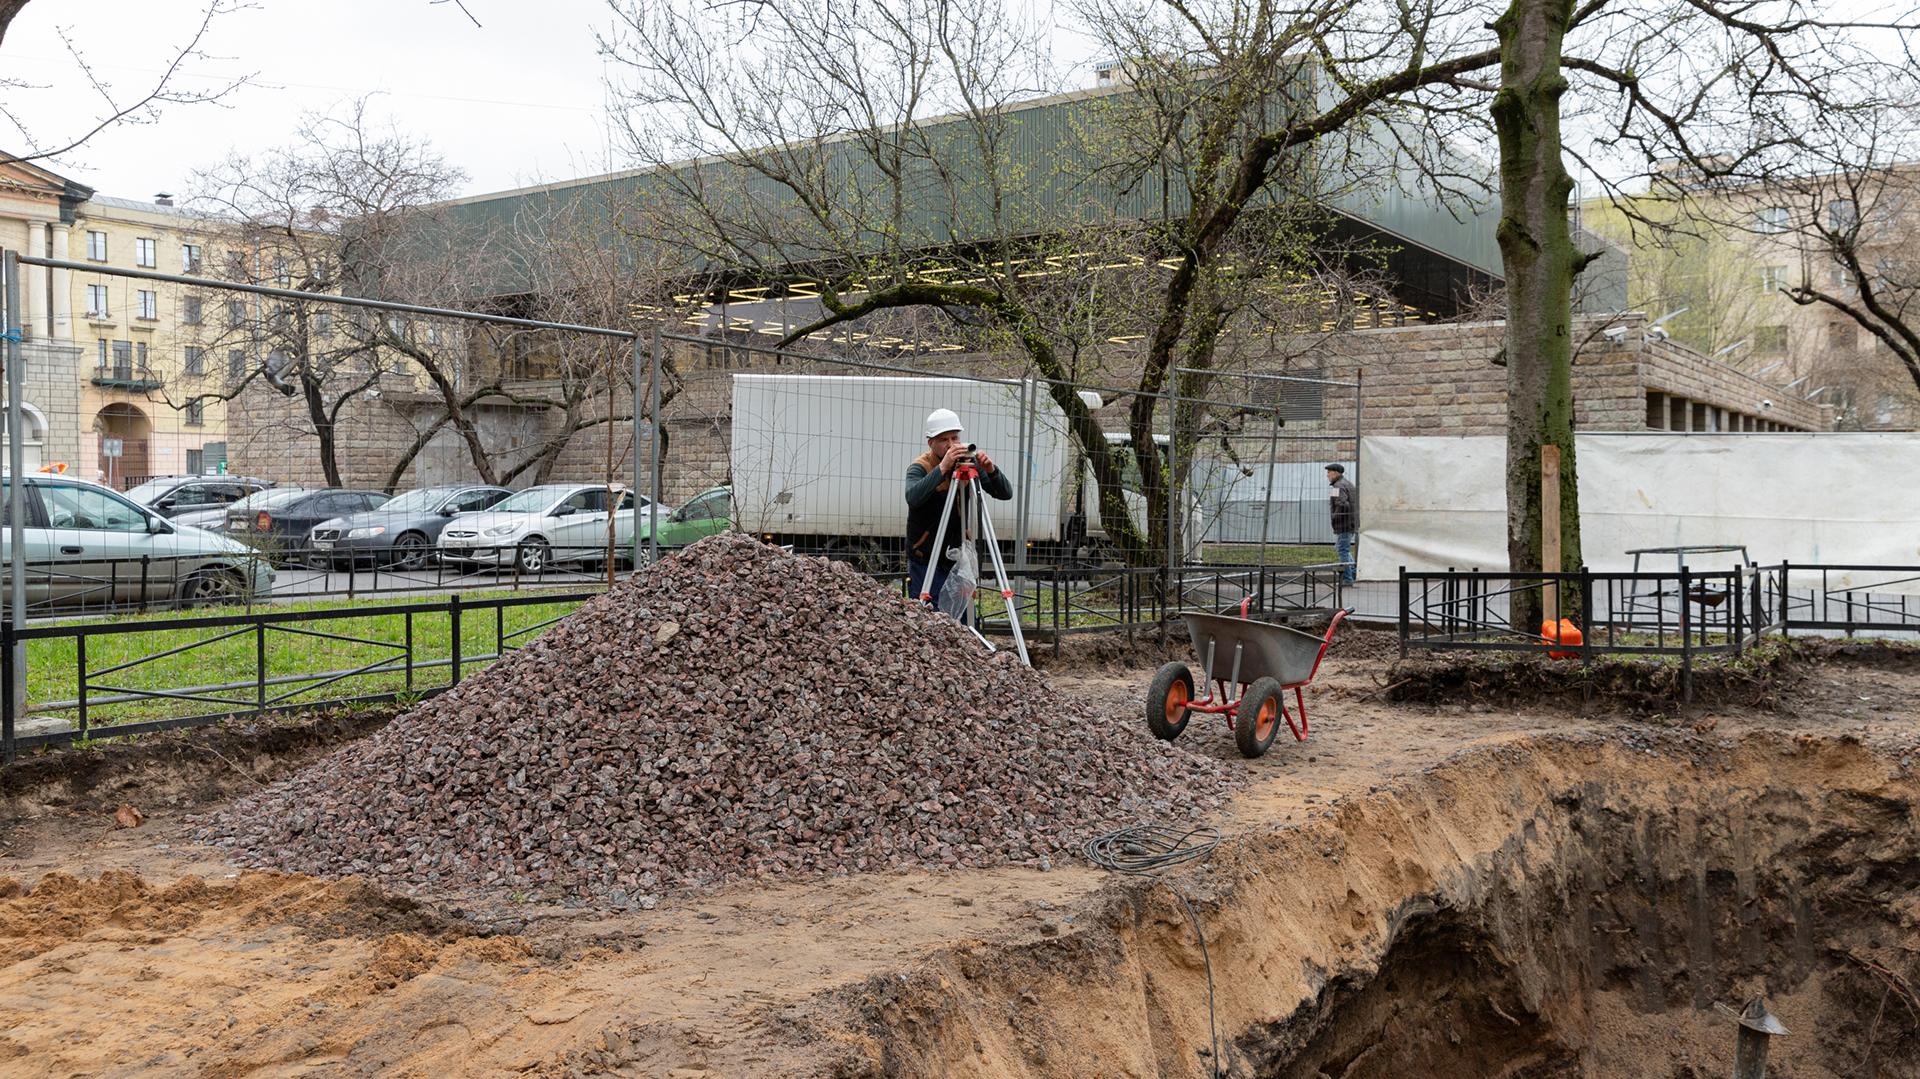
1197,544 -> 1338,567
23,589 -> 596,733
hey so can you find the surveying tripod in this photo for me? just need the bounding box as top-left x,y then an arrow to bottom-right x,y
918,457 -> 1031,666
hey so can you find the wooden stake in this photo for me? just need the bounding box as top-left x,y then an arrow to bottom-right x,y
1541,443 -> 1562,620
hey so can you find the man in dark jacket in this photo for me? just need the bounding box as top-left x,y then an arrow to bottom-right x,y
1327,463 -> 1357,583
906,408 -> 1013,606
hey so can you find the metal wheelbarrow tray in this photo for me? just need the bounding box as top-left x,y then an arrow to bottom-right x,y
1143,601 -> 1348,759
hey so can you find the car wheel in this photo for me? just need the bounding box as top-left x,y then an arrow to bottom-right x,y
391,533 -> 429,570
516,537 -> 551,574
183,567 -> 248,607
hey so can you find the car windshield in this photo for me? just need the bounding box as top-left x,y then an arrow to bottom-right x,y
488,486 -> 570,514
124,478 -> 181,503
233,489 -> 309,512
378,487 -> 454,514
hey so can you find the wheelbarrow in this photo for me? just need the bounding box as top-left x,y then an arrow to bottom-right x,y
1145,600 -> 1348,758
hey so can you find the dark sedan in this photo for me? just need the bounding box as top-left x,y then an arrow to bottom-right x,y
308,484 -> 512,569
225,488 -> 390,562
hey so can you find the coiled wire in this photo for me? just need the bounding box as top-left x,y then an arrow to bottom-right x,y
1085,823 -> 1229,1077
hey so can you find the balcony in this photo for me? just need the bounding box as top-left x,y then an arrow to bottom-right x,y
91,364 -> 166,392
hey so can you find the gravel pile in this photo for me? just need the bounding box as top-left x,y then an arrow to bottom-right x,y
200,533 -> 1240,902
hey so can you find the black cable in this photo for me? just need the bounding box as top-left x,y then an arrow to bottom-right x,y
1084,824 -> 1230,1078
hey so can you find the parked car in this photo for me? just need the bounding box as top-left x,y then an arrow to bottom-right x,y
641,485 -> 733,548
438,483 -> 667,573
176,487 -> 294,533
125,475 -> 273,519
225,488 -> 390,561
308,484 -> 512,569
0,475 -> 274,610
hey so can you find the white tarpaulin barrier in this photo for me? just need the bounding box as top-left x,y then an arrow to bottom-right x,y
1359,433 -> 1920,591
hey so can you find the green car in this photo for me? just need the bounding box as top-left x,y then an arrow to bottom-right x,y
642,485 -> 732,548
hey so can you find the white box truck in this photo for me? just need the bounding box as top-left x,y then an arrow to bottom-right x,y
729,373 -> 1207,559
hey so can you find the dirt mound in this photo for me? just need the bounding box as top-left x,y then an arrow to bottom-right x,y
201,534 -> 1240,902
0,869 -> 467,966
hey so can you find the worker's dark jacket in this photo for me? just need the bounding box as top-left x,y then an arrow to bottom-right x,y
1329,476 -> 1358,534
905,450 -> 1014,570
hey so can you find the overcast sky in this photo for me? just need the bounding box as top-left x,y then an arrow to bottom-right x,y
5,0 -> 627,201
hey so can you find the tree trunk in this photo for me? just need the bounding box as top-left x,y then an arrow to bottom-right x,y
301,374 -> 343,487
1493,0 -> 1583,630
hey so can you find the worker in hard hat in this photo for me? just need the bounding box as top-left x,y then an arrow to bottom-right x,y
905,408 -> 1012,607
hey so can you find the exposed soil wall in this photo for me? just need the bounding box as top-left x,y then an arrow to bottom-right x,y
836,732 -> 1920,1078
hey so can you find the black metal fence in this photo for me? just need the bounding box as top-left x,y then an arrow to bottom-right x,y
0,558 -> 1346,755
1399,562 -> 1920,698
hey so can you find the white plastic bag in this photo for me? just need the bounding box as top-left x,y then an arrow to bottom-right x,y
936,544 -> 979,622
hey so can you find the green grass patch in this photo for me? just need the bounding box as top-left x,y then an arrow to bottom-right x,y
24,589 -> 595,732
1197,544 -> 1337,567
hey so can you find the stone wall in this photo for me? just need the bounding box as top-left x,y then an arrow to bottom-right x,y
229,317 -> 1832,496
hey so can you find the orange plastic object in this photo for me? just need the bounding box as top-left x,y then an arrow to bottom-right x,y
1541,618 -> 1584,659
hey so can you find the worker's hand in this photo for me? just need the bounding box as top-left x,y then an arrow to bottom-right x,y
975,450 -> 995,474
939,443 -> 970,474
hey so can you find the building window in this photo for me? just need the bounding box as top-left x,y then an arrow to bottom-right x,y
1828,198 -> 1859,232
183,295 -> 202,325
225,249 -> 247,278
137,289 -> 158,320
182,243 -> 202,274
97,339 -> 107,366
1758,266 -> 1787,292
135,341 -> 148,367
315,311 -> 332,337
86,283 -> 109,317
1829,321 -> 1856,350
86,231 -> 107,260
135,237 -> 157,268
1754,206 -> 1789,234
1754,324 -> 1788,353
228,348 -> 246,382
185,400 -> 205,426
112,340 -> 133,372
185,346 -> 205,375
227,299 -> 246,328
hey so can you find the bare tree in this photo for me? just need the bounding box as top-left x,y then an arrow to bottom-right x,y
0,0 -> 253,167
177,100 -> 469,488
602,0 -> 1501,571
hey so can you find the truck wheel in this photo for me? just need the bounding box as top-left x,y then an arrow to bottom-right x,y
1146,662 -> 1194,741
1234,677 -> 1284,759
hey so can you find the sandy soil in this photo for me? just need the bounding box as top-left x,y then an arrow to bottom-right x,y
1,634 -> 1915,1077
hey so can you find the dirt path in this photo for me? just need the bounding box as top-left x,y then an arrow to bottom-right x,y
1,643 -> 1915,1077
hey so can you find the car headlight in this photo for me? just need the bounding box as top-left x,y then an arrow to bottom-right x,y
482,524 -> 520,538
345,526 -> 387,539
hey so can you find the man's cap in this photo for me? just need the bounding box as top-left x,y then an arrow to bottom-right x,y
1325,463 -> 1346,473
925,408 -> 964,438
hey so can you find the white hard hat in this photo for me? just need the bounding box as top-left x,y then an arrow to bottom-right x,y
924,408 -> 963,438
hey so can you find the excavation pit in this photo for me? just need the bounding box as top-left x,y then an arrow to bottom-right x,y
846,732 -> 1920,1079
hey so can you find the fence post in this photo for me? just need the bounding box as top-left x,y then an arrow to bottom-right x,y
1778,560 -> 1791,637
1,619 -> 14,760
75,634 -> 87,739
404,609 -> 414,691
1397,566 -> 1409,658
255,621 -> 268,711
450,594 -> 463,686
1678,565 -> 1693,704
1579,566 -> 1594,678
138,556 -> 150,613
1732,568 -> 1746,654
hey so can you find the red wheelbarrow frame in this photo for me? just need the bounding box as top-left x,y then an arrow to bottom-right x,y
1148,599 -> 1348,756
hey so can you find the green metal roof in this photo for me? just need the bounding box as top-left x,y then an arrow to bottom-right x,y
438,81 -> 1503,304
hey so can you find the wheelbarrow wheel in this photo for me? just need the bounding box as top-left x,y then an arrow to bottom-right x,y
1235,677 -> 1284,759
1145,662 -> 1194,741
